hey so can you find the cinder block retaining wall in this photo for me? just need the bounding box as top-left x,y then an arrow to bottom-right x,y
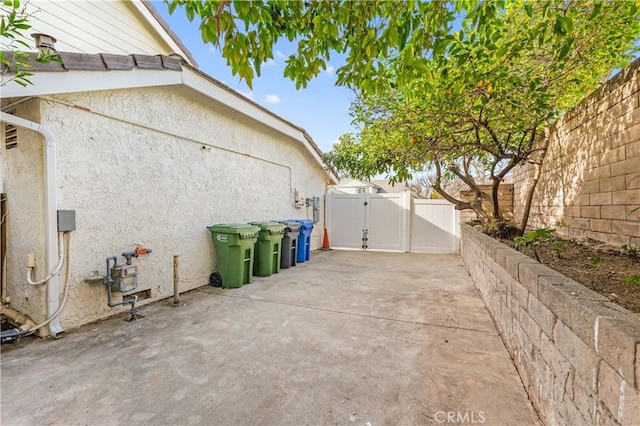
513,58 -> 640,246
460,225 -> 640,425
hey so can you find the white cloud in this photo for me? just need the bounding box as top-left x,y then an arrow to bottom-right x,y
264,58 -> 276,66
275,50 -> 287,59
325,65 -> 335,75
265,94 -> 281,104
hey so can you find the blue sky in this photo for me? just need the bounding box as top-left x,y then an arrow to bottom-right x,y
154,2 -> 355,153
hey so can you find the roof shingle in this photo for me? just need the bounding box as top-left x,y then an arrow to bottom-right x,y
0,51 -> 183,73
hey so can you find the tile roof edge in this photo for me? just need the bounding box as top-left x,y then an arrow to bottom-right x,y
139,0 -> 198,67
0,51 -> 183,73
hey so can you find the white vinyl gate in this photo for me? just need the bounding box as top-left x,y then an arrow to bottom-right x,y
325,193 -> 459,254
410,199 -> 460,253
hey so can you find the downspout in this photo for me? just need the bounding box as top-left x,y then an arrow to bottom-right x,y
1,147 -> 6,304
0,111 -> 64,337
1,194 -> 7,304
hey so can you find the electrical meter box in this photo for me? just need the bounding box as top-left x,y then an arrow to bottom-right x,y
110,265 -> 139,292
293,190 -> 305,208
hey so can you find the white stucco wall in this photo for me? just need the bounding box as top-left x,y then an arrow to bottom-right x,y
4,86 -> 329,331
3,100 -> 49,324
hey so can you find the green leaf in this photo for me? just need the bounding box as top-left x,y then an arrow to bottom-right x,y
553,16 -> 573,36
558,37 -> 574,59
495,46 -> 508,58
589,2 -> 603,19
185,5 -> 194,22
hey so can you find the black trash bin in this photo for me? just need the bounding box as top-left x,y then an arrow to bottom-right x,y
280,220 -> 301,269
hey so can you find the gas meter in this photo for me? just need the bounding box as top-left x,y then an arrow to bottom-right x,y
110,264 -> 139,293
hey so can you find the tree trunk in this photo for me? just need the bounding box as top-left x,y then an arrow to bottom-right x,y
488,158 -> 518,222
518,163 -> 541,235
519,149 -> 549,235
491,177 -> 503,221
431,161 -> 490,223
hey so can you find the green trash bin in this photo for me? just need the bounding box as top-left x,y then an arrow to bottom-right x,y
207,223 -> 260,288
250,221 -> 285,277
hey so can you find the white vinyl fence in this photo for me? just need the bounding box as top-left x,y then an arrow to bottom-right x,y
325,193 -> 459,254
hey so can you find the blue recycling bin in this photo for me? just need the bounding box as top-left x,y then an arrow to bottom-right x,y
290,219 -> 314,263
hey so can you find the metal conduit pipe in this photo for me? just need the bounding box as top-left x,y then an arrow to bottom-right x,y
27,232 -> 64,286
0,111 -> 64,337
40,97 -> 295,196
0,305 -> 37,331
1,232 -> 72,343
1,256 -> 7,304
0,97 -> 35,112
173,255 -> 179,305
104,256 -> 138,320
1,305 -> 38,344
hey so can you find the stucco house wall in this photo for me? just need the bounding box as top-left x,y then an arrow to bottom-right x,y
3,101 -> 46,323
4,86 -> 329,331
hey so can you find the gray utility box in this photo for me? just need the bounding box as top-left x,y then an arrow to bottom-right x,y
280,220 -> 301,269
57,210 -> 76,231
312,197 -> 320,223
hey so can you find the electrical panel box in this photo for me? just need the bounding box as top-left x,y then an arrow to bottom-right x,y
312,197 -> 320,222
110,265 -> 139,293
57,210 -> 76,232
294,189 -> 305,208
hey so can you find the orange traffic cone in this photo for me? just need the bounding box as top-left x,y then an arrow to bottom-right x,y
321,228 -> 332,251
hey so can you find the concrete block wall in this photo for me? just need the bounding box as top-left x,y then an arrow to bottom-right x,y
513,58 -> 640,245
460,183 -> 514,221
461,225 -> 640,425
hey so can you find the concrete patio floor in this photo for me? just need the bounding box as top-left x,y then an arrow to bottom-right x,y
1,251 -> 540,425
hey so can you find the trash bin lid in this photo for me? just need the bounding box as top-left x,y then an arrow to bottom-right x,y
279,220 -> 301,231
208,223 -> 260,238
249,221 -> 286,234
288,219 -> 314,229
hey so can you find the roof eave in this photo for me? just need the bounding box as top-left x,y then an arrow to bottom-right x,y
136,0 -> 198,67
1,55 -> 338,184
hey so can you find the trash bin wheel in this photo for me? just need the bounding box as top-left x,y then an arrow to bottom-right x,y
209,271 -> 222,287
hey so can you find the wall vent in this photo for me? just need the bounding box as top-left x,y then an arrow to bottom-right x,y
126,288 -> 151,301
4,124 -> 17,150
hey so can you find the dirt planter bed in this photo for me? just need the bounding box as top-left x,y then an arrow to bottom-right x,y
500,235 -> 640,313
460,225 -> 640,426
